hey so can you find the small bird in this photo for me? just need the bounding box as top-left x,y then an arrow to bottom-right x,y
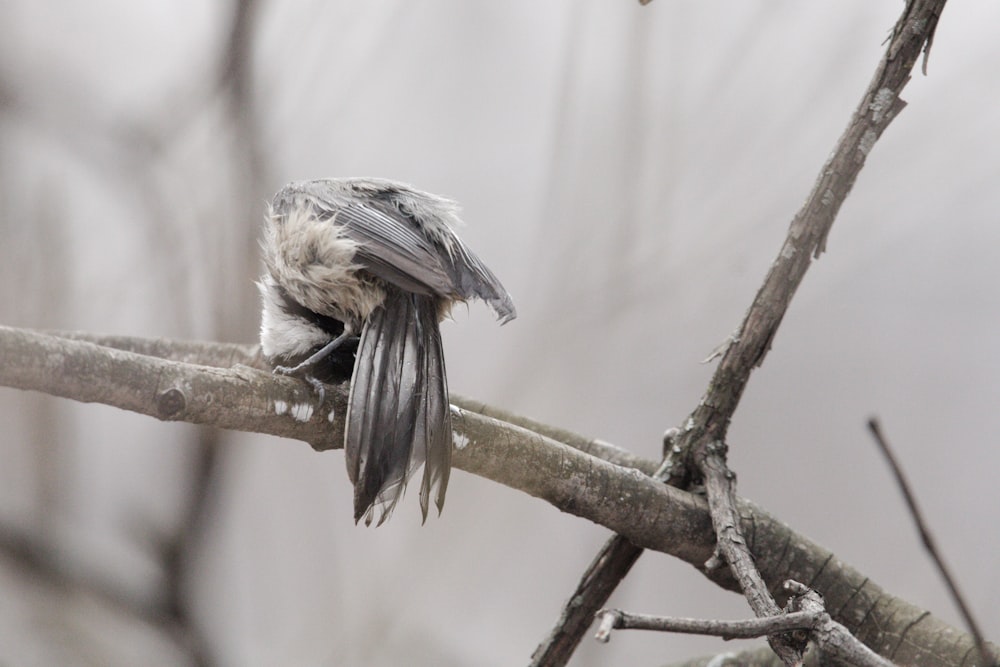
258,178 -> 515,525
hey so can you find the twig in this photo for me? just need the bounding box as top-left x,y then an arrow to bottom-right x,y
594,609 -> 822,642
782,581 -> 897,667
597,581 -> 897,667
867,418 -> 996,666
697,445 -> 805,664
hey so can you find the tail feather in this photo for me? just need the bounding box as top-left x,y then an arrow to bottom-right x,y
446,240 -> 517,324
345,290 -> 451,525
418,302 -> 450,520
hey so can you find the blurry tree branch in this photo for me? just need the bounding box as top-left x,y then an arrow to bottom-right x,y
0,524 -> 213,665
0,4 -> 265,665
0,324 -> 994,666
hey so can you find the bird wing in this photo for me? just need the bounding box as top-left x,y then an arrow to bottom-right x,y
284,179 -> 516,323
337,200 -> 458,298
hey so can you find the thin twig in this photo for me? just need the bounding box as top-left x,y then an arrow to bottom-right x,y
598,582 -> 897,667
594,609 -> 822,642
867,418 -> 995,666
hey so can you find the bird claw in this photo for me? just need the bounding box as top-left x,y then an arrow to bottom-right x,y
306,376 -> 327,405
272,364 -> 327,405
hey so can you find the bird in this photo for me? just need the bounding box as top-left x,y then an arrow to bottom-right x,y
257,177 -> 515,525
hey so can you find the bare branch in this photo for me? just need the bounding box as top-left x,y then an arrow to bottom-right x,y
697,445 -> 806,664
867,418 -> 996,666
0,326 -> 994,665
453,399 -> 658,475
594,609 -> 822,642
700,446 -> 771,615
686,0 -> 946,452
535,1 -> 952,662
685,0 -> 947,659
49,331 -> 267,370
0,326 -> 347,448
598,582 -> 897,667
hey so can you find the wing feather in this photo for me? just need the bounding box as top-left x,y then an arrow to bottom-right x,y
277,179 -> 516,323
419,304 -> 451,518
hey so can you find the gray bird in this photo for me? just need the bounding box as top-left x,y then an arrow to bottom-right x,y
258,178 -> 516,525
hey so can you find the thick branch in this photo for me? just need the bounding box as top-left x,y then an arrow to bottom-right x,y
1,326 -> 347,448
0,326 -> 992,666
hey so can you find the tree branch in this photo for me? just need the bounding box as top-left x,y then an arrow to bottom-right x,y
594,609 -> 822,642
686,0 -> 942,451
0,326 -> 344,448
597,582 -> 897,667
0,325 -> 993,666
533,1 -> 949,663
868,418 -> 996,666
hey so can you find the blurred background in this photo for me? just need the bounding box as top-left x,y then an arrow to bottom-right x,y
1,1 -> 998,665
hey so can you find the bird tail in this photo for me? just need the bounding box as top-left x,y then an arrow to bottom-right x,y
345,290 -> 451,525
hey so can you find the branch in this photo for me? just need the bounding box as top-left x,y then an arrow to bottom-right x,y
597,582 -> 896,667
0,326 -> 344,448
594,609 -> 822,642
535,1 -> 949,663
697,444 -> 806,663
686,0 -> 943,450
868,418 -> 996,666
689,1 -> 944,659
0,326 -> 993,666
